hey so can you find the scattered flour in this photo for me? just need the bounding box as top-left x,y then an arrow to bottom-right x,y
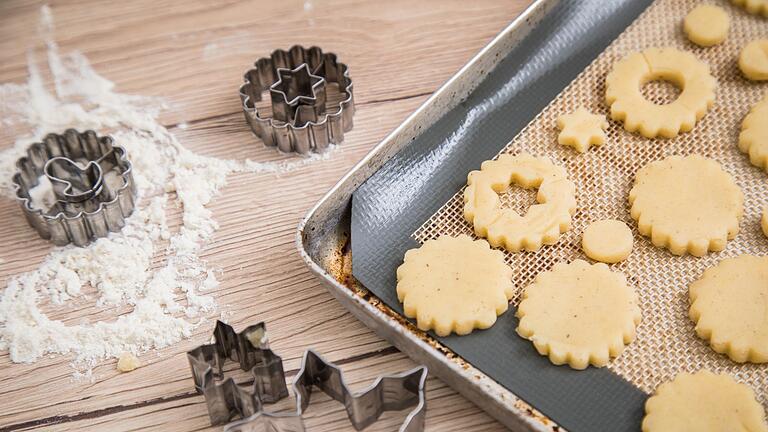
0,5 -> 333,376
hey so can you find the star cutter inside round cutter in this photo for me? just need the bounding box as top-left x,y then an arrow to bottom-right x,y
239,45 -> 355,155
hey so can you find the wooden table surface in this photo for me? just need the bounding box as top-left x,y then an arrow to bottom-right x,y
0,1 -> 530,430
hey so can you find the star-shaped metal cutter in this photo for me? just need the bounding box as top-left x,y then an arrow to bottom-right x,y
269,63 -> 327,127
12,129 -> 136,246
239,45 -> 354,154
189,321 -> 428,432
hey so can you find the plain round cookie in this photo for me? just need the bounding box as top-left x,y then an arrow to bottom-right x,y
605,47 -> 716,138
683,4 -> 730,47
642,370 -> 768,432
464,153 -> 577,252
689,255 -> 768,363
582,219 -> 633,263
516,260 -> 641,370
396,235 -> 514,336
739,39 -> 768,81
629,155 -> 743,256
738,93 -> 768,170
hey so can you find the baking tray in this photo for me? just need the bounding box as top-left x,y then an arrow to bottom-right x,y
297,1 -> 656,430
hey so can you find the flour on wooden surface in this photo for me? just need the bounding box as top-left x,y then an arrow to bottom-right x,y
0,5 -> 332,376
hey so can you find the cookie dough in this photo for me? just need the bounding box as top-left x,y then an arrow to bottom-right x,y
516,260 -> 641,370
464,153 -> 577,252
581,219 -> 633,263
732,0 -> 768,17
396,235 -> 514,336
739,93 -> 768,170
689,255 -> 768,363
605,48 -> 716,138
556,108 -> 609,153
683,4 -> 730,47
763,206 -> 768,238
739,40 -> 768,81
629,155 -> 743,256
642,370 -> 768,432
117,352 -> 141,372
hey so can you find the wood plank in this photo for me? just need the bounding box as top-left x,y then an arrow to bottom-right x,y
0,0 -> 532,430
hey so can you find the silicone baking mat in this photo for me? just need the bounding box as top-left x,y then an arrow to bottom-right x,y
351,0 -> 767,431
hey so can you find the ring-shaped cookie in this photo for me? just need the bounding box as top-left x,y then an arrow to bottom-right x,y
606,47 -> 716,138
463,153 -> 577,252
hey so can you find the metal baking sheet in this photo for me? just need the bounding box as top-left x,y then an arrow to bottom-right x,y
298,0 -> 655,430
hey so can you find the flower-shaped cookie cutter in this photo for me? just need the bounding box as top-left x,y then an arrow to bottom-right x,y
239,45 -> 354,154
11,129 -> 136,247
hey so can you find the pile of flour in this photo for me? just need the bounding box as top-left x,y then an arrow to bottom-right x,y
0,5 -> 331,375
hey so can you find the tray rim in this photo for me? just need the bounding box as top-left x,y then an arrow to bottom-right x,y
297,1 -> 562,430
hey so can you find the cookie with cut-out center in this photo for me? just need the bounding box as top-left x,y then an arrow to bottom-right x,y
629,155 -> 743,256
642,370 -> 768,432
464,153 -> 577,252
556,108 -> 609,153
605,47 -> 716,138
732,0 -> 768,17
689,255 -> 768,363
396,235 -> 514,337
516,260 -> 641,370
739,93 -> 768,170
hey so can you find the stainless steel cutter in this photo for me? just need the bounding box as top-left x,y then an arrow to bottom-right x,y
12,129 -> 137,247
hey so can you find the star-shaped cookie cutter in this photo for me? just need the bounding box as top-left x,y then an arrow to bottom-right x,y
189,321 -> 428,432
269,63 -> 327,127
239,45 -> 354,154
12,129 -> 137,247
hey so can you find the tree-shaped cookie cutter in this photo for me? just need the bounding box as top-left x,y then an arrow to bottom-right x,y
239,45 -> 354,154
12,129 -> 136,247
188,321 -> 427,432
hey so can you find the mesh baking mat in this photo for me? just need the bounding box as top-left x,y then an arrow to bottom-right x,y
414,0 -> 768,409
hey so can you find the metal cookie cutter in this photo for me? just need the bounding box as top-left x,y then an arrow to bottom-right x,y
187,320 -> 289,425
239,45 -> 354,154
11,129 -> 136,247
189,321 -> 428,432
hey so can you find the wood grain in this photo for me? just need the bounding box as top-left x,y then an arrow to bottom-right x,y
0,1 -> 530,430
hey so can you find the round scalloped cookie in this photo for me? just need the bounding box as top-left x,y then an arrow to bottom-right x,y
739,93 -> 768,170
629,155 -> 743,256
396,235 -> 514,336
463,153 -> 577,252
732,0 -> 768,17
642,370 -> 768,432
689,255 -> 768,363
739,39 -> 768,81
605,47 -> 716,138
516,260 -> 641,370
683,4 -> 730,47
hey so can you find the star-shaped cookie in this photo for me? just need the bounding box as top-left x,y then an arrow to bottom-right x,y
556,108 -> 609,153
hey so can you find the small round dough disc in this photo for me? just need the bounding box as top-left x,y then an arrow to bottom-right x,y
739,39 -> 768,81
689,255 -> 768,363
396,235 -> 514,336
683,4 -> 730,47
629,155 -> 743,256
516,260 -> 641,370
582,219 -> 633,263
642,370 -> 768,432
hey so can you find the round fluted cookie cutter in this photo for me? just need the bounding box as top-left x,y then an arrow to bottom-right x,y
239,45 -> 354,155
605,47 -> 716,138
11,129 -> 137,247
463,153 -> 577,252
